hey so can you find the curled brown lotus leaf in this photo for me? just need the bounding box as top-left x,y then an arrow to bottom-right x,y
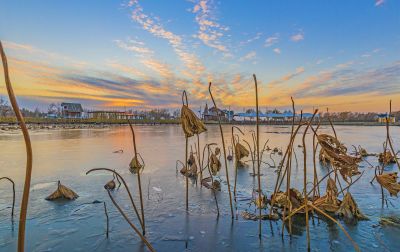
255,196 -> 267,209
46,181 -> 78,201
314,195 -> 341,213
378,151 -> 396,164
318,134 -> 361,182
235,142 -> 249,161
241,210 -> 279,221
376,172 -> 400,197
359,148 -> 368,157
129,156 -> 142,173
339,164 -> 361,182
180,105 -> 207,138
313,178 -> 340,213
201,177 -> 221,191
336,192 -> 368,220
180,152 -> 198,177
326,177 -> 338,195
270,188 -> 303,209
379,216 -> 400,227
209,152 -> 221,175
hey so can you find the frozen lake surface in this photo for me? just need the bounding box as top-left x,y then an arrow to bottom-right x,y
0,125 -> 399,251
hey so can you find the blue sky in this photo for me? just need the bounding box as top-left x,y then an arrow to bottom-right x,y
0,0 -> 399,112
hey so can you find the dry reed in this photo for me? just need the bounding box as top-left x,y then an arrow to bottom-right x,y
1,41 -> 33,252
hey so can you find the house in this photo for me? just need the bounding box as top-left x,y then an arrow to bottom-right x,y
203,103 -> 228,121
61,102 -> 83,118
377,113 -> 396,123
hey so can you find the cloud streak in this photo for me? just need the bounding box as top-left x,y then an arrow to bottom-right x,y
192,0 -> 229,52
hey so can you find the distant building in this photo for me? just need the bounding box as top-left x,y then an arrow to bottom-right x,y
203,103 -> 229,121
377,113 -> 396,123
61,102 -> 83,118
233,112 -> 318,122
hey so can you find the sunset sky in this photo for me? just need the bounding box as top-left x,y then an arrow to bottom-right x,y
0,0 -> 399,112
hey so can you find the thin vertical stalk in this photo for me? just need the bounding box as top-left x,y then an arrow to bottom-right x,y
1,40 -> 33,252
197,134 -> 203,184
209,82 -> 234,218
185,137 -> 189,211
302,109 -> 318,251
207,143 -> 220,217
312,123 -> 321,199
103,202 -> 109,238
128,120 -> 145,235
253,74 -> 262,238
181,91 -> 190,211
282,97 -> 296,235
232,126 -> 244,201
0,177 -> 15,221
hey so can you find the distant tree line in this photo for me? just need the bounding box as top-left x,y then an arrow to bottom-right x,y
1,97 -> 399,121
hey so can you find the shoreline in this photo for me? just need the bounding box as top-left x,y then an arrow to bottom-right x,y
0,117 -> 398,131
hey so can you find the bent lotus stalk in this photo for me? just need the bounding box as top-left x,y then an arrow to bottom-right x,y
180,90 -> 207,210
301,109 -> 318,250
253,74 -> 262,238
106,190 -> 155,251
1,40 -> 33,252
232,126 -> 245,201
209,82 -> 234,218
86,168 -> 144,231
0,177 -> 15,221
128,120 -> 146,235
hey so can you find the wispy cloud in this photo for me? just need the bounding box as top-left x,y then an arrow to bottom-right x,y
375,0 -> 385,6
264,34 -> 279,47
192,0 -> 229,53
3,40 -> 88,68
292,61 -> 400,98
107,62 -> 147,79
128,0 -> 205,85
268,67 -> 305,87
140,58 -> 174,79
114,39 -> 153,55
290,31 -> 304,42
239,51 -> 256,61
273,48 -> 281,54
240,32 -> 263,46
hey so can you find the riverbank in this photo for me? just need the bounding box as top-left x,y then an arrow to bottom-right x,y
0,117 -> 398,131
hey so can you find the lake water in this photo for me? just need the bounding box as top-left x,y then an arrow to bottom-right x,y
0,125 -> 399,251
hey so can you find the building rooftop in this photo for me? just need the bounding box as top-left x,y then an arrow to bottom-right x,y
61,102 -> 83,112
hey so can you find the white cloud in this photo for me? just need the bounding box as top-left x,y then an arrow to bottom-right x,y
128,0 -> 205,83
273,48 -> 281,54
114,40 -> 153,55
264,34 -> 279,47
239,51 -> 256,61
290,31 -> 304,42
192,0 -> 229,52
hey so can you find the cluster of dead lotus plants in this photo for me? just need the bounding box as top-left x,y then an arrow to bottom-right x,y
371,100 -> 400,207
3,37 -> 400,252
264,101 -> 368,251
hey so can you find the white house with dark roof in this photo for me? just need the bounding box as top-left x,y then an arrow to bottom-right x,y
61,102 -> 83,118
